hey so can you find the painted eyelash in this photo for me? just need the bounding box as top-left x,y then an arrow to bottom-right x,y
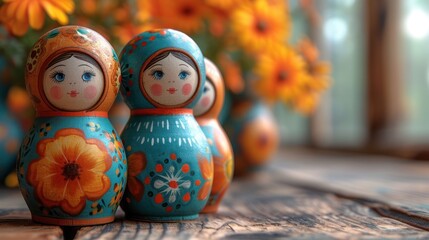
49,70 -> 64,82
179,70 -> 191,79
83,70 -> 96,77
83,70 -> 96,76
150,69 -> 163,80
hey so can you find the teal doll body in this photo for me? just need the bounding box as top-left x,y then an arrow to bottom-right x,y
17,26 -> 126,226
19,116 -> 126,225
194,59 -> 234,213
120,29 -> 213,221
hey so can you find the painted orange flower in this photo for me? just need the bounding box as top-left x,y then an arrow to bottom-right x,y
254,45 -> 307,104
149,0 -> 207,34
0,0 -> 74,36
198,157 -> 213,201
127,152 -> 146,202
104,130 -> 124,161
27,129 -> 111,216
231,0 -> 290,53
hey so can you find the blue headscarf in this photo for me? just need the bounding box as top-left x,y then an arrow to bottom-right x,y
120,29 -> 206,109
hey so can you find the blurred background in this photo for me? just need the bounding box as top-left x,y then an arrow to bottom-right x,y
1,0 -> 429,182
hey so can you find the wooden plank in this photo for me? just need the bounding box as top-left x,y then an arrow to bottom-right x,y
0,190 -> 63,240
1,149 -> 429,239
74,169 -> 429,239
276,149 -> 429,220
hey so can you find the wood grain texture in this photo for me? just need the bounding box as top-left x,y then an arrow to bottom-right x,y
1,149 -> 429,239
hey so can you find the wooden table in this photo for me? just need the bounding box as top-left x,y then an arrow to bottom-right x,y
1,148 -> 429,239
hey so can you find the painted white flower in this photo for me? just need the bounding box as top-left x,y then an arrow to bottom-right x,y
154,165 -> 191,203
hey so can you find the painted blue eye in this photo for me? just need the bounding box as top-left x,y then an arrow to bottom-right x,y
152,70 -> 164,80
54,72 -> 65,82
82,72 -> 95,82
203,86 -> 209,93
178,71 -> 190,80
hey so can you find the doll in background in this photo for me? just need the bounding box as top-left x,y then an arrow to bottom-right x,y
194,58 -> 233,213
120,29 -> 213,221
17,26 -> 127,226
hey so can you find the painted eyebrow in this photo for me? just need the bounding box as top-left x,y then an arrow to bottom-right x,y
148,64 -> 162,70
179,64 -> 189,68
78,64 -> 93,69
50,64 -> 66,70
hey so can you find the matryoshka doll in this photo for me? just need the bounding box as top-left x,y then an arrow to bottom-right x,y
17,26 -> 127,226
193,58 -> 233,213
120,29 -> 213,221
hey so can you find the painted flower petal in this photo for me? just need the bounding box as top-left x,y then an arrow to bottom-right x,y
169,192 -> 176,203
154,179 -> 165,189
198,181 -> 211,200
181,180 -> 191,189
128,152 -> 146,176
80,172 -> 110,200
128,177 -> 144,202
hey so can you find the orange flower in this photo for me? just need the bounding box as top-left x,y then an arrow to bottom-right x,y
204,0 -> 249,11
254,45 -> 307,104
136,0 -> 153,23
0,0 -> 74,36
149,0 -> 207,34
113,22 -> 155,45
231,0 -> 290,53
127,152 -> 146,201
198,157 -> 213,200
292,90 -> 320,114
218,53 -> 245,94
27,129 -> 111,216
104,130 -> 124,161
287,38 -> 332,114
298,38 -> 331,91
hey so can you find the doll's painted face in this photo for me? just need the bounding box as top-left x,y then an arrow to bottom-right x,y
43,53 -> 104,111
193,79 -> 215,116
142,52 -> 198,107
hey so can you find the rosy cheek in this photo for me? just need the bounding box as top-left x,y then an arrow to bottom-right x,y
150,84 -> 163,96
50,86 -> 63,100
182,83 -> 192,96
201,96 -> 211,108
84,85 -> 98,99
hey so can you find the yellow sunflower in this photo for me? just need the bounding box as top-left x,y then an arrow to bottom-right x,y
113,22 -> 155,45
218,53 -> 245,94
231,0 -> 290,53
292,89 -> 320,114
298,38 -> 331,91
204,0 -> 249,11
136,0 -> 152,23
0,0 -> 74,36
254,45 -> 307,104
149,0 -> 207,34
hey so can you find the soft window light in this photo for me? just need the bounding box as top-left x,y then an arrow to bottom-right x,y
404,9 -> 429,40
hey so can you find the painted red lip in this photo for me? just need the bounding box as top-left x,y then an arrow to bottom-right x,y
167,88 -> 177,94
68,90 -> 79,98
